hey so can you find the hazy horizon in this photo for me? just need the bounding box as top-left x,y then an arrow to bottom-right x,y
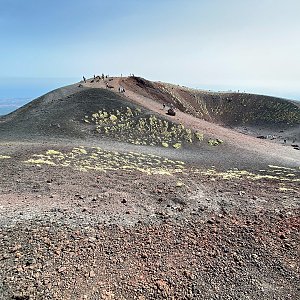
1,0 -> 299,105
0,76 -> 299,116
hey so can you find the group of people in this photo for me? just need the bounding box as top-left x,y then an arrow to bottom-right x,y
83,73 -> 136,83
82,74 -> 109,83
118,86 -> 125,93
81,74 -> 126,94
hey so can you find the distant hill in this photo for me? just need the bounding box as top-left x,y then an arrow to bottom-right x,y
0,77 -> 299,143
121,77 -> 300,141
123,77 -> 300,127
0,85 -> 148,140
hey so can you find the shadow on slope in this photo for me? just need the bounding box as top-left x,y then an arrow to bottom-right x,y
0,87 -> 141,139
0,87 -> 206,150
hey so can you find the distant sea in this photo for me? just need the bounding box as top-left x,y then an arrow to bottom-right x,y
0,77 -> 78,116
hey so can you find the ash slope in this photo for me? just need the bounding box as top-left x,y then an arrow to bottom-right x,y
0,77 -> 299,169
0,87 -> 150,140
122,77 -> 300,141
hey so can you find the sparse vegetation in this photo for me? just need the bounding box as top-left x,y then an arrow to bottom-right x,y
197,165 -> 300,183
173,143 -> 182,149
84,108 -> 205,148
208,139 -> 223,146
24,147 -> 186,175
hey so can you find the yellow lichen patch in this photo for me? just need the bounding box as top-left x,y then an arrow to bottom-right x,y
110,115 -> 118,122
278,186 -> 295,192
162,142 -> 169,148
208,139 -> 223,146
25,159 -> 56,166
0,155 -> 11,159
195,132 -> 204,141
268,165 -> 296,171
175,164 -> 184,169
198,165 -> 300,183
277,182 -> 296,192
46,150 -> 62,155
72,147 -> 87,154
173,143 -> 182,149
83,107 -> 206,148
151,169 -> 172,176
284,173 -> 295,177
24,147 -> 186,176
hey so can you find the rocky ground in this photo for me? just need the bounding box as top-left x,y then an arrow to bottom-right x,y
0,77 -> 299,299
0,139 -> 299,300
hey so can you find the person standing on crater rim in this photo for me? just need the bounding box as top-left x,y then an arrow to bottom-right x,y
83,76 -> 86,83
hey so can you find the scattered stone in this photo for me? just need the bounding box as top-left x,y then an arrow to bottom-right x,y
156,279 -> 171,295
89,270 -> 96,277
58,266 -> 67,273
11,244 -> 22,252
279,233 -> 287,239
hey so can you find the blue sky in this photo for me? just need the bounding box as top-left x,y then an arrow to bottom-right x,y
0,0 -> 300,100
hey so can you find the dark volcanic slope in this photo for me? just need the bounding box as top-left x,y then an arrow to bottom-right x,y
0,87 -> 150,140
